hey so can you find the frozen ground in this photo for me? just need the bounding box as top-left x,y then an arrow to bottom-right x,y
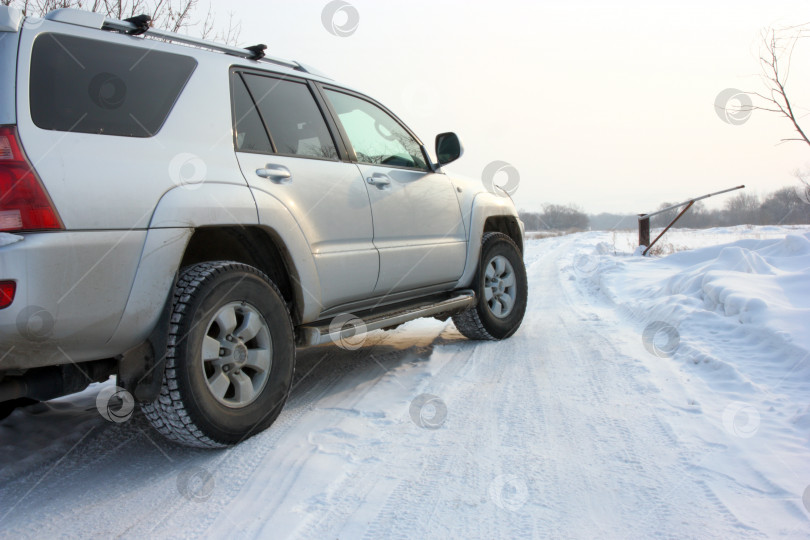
1,225 -> 809,539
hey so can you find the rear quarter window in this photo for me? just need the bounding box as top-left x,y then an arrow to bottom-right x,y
29,33 -> 197,137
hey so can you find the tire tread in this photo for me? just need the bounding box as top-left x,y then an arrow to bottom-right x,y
140,261 -> 290,449
452,232 -> 525,341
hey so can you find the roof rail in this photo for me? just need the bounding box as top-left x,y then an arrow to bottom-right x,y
42,8 -> 322,75
103,16 -> 311,72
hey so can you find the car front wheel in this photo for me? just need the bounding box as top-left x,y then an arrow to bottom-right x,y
452,232 -> 528,340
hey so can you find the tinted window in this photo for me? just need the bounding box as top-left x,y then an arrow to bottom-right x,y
324,90 -> 427,170
232,74 -> 273,153
30,33 -> 196,137
242,74 -> 337,159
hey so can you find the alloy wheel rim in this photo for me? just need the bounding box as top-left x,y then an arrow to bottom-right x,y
200,301 -> 272,408
484,255 -> 517,318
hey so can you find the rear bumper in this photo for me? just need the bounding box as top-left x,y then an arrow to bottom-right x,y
0,230 -> 146,370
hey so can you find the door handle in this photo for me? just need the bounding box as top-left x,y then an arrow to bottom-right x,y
367,173 -> 391,189
256,164 -> 292,183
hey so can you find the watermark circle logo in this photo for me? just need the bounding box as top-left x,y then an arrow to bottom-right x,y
482,161 -> 520,197
168,153 -> 207,190
16,305 -> 55,342
177,467 -> 215,503
642,321 -> 680,358
23,17 -> 46,30
802,485 -> 810,513
573,253 -> 599,277
88,72 -> 127,110
321,0 -> 360,37
328,313 -> 368,350
409,393 -> 447,429
714,88 -> 752,125
96,386 -> 135,423
722,401 -> 760,438
488,474 -> 529,511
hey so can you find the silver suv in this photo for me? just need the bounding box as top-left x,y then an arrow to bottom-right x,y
0,6 -> 527,447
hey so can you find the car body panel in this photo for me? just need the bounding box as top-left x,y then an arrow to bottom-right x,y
236,154 -> 379,309
0,230 -> 145,369
148,183 -> 259,229
356,164 -> 467,295
106,227 -> 192,351
248,189 -> 325,323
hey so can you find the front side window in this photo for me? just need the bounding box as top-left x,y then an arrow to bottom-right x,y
242,74 -> 337,159
30,33 -> 196,137
324,89 -> 427,170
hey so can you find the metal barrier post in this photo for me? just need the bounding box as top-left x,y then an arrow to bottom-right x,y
638,214 -> 650,248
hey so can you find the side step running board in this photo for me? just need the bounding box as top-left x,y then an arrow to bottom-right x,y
297,291 -> 476,347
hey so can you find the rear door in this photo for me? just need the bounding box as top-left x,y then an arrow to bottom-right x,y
231,70 -> 378,309
321,87 -> 466,296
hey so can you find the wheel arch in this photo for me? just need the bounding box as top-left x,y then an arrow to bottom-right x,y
178,226 -> 302,323
117,224 -> 313,403
484,216 -> 523,254
455,193 -> 524,289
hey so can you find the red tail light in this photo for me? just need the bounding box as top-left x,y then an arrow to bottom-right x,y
0,281 -> 15,309
0,126 -> 63,232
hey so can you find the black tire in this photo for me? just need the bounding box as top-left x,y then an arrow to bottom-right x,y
452,232 -> 528,340
141,261 -> 295,448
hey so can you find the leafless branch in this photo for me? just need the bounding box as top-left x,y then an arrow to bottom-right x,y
4,0 -> 240,44
748,24 -> 810,147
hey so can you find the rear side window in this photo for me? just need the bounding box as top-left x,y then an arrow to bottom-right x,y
232,74 -> 273,153
30,33 -> 197,137
241,74 -> 337,159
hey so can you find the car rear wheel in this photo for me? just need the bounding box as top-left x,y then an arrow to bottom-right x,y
141,261 -> 295,448
452,232 -> 528,340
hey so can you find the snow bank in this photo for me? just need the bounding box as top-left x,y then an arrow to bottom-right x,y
575,228 -> 810,354
564,225 -> 810,435
560,225 -> 810,534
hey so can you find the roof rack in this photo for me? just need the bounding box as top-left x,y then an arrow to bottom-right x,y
42,8 -> 322,76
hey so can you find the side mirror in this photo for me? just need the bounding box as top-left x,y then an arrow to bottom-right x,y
435,132 -> 463,166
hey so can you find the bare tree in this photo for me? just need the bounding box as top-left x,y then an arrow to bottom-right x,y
750,23 -> 810,147
724,192 -> 761,225
761,186 -> 810,224
200,8 -> 240,45
650,202 -> 678,229
517,211 -> 544,232
795,166 -> 810,206
3,0 -> 240,44
540,203 -> 589,231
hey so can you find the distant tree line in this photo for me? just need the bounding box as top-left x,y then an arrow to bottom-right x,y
521,184 -> 810,232
519,204 -> 589,232
647,186 -> 810,229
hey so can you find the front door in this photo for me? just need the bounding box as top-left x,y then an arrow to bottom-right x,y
322,88 -> 467,297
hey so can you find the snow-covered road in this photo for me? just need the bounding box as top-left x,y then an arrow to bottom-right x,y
1,230 -> 808,538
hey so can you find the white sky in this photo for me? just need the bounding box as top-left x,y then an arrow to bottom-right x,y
219,0 -> 810,214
